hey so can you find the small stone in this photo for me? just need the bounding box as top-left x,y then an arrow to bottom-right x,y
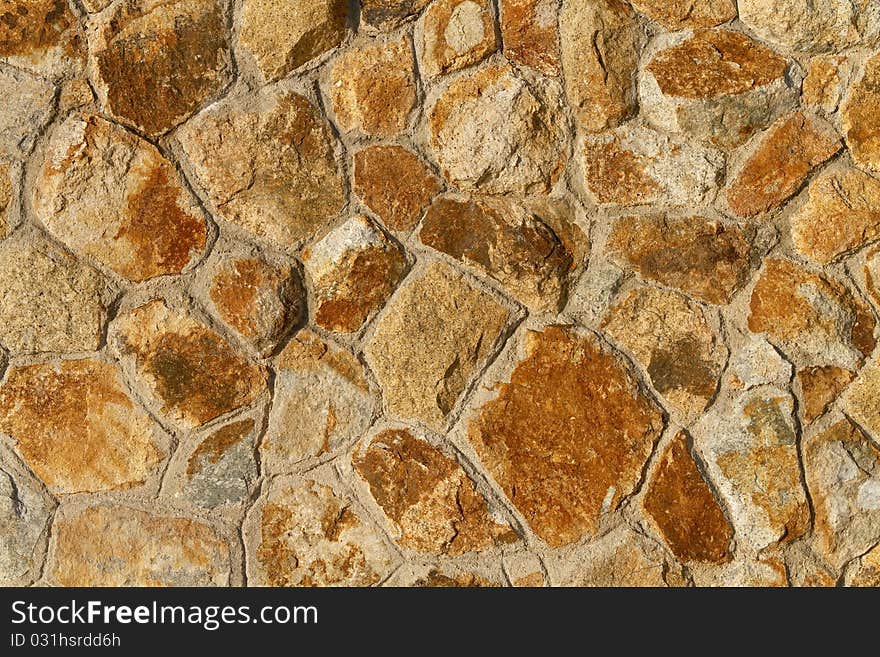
352,428 -> 516,554
846,544 -> 880,586
33,114 -> 207,282
58,78 -> 94,112
176,86 -> 344,251
468,326 -> 664,547
603,286 -> 727,422
0,235 -> 108,354
420,0 -> 497,78
0,160 -> 10,236
560,0 -> 644,133
365,262 -> 510,429
748,258 -> 876,369
791,165 -> 880,264
640,30 -> 797,149
803,55 -> 850,112
390,564 -> 501,586
327,36 -> 416,137
0,0 -> 84,78
361,0 -> 430,29
353,145 -> 443,233
727,112 -> 841,218
803,419 -> 880,569
87,0 -> 231,137
842,357 -> 880,442
0,359 -> 166,495
693,387 -> 810,550
843,51 -> 880,176
303,216 -> 407,334
426,61 -> 567,195
110,300 -> 267,430
246,476 -> 396,586
49,505 -> 230,586
262,330 -> 376,471
419,196 -> 575,311
0,65 -> 54,158
499,0 -> 560,76
644,433 -> 733,564
607,215 -> 754,305
629,0 -> 736,29
727,333 -> 793,390
797,366 -> 854,425
581,124 -> 724,207
564,262 -> 625,327
239,0 -> 347,82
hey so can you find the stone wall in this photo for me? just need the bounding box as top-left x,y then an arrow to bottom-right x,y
1,0 -> 880,587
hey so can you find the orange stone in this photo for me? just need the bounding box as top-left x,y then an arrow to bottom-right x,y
499,0 -> 560,76
797,366 -> 854,424
842,51 -> 880,175
629,0 -> 736,29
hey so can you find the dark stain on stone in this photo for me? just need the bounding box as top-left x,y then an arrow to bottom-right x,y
647,338 -> 719,398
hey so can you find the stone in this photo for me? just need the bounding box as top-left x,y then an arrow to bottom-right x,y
499,0 -> 560,76
748,258 -> 876,369
728,333 -> 793,390
389,564 -> 502,586
33,114 -> 208,282
865,246 -> 880,308
0,0 -> 83,78
727,112 -> 841,218
738,0 -> 880,54
843,51 -> 880,176
247,476 -> 396,586
427,62 -> 567,195
365,262 -> 510,429
791,165 -> 880,264
262,330 -> 376,471
603,286 -> 727,422
468,326 -> 664,547
797,366 -> 854,425
629,0 -> 736,29
419,196 -> 575,312
693,387 -> 810,550
176,86 -> 344,251
81,0 -> 112,12
87,0 -> 231,137
303,216 -> 407,334
644,433 -> 733,564
327,36 -> 416,137
0,359 -> 166,495
803,419 -> 880,569
564,262 -> 625,327
58,78 -> 94,112
353,145 -> 443,233
110,301 -> 267,430
420,0 -> 497,78
49,505 -> 230,586
692,554 -> 788,586
0,236 -> 108,354
803,55 -> 850,112
846,543 -> 880,586
0,160 -> 9,236
607,215 -> 754,305
843,357 -> 880,442
352,428 -> 516,554
0,65 -> 54,158
581,124 -> 724,207
640,30 -> 798,149
239,0 -> 347,82
559,0 -> 644,133
362,0 -> 429,29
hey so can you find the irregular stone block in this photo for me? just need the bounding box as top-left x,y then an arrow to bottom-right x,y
420,0 -> 497,78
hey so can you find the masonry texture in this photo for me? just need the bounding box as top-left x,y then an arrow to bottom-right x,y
1,0 -> 880,588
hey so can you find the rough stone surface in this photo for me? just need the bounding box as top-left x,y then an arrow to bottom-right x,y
362,0 -> 430,30
846,544 -> 880,586
0,0 -> 84,78
420,0 -> 497,78
843,52 -> 880,176
499,0 -> 560,77
803,55 -> 850,112
797,366 -> 854,425
0,65 -> 54,158
0,160 -> 10,236
629,0 -> 736,29
728,332 -> 793,390
842,357 -> 880,442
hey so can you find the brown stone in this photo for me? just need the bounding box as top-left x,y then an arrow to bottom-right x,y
49,505 -> 229,586
866,245 -> 880,308
110,301 -> 267,429
499,0 -> 560,76
33,114 -> 207,282
845,53 -> 880,174
468,326 -> 664,547
629,0 -> 736,29
607,215 -> 754,305
0,359 -> 165,495
797,366 -> 854,424
0,0 -> 84,78
727,112 -> 841,218
353,428 -> 516,554
842,357 -> 880,442
303,216 -> 407,334
803,55 -> 850,112
644,433 -> 733,564
364,262 -> 510,429
88,0 -> 231,137
420,0 -> 497,78
412,570 -> 497,587
176,87 -> 344,251
847,544 -> 880,586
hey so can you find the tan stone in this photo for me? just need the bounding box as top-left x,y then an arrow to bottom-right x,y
843,51 -> 880,176
365,262 -> 510,429
843,357 -> 880,443
110,301 -> 267,430
176,86 -> 344,251
247,477 -> 396,586
262,330 -> 377,471
427,62 -> 567,195
748,259 -> 876,369
603,286 -> 726,422
803,55 -> 850,112
797,366 -> 854,425
0,65 -> 54,158
727,332 -> 793,390
49,505 -> 230,586
239,0 -> 347,82
0,359 -> 165,495
0,160 -> 9,237
361,0 -> 430,30
499,0 -> 560,76
727,112 -> 841,218
692,554 -> 788,586
33,114 -> 208,282
387,563 -> 503,586
353,428 -> 516,554
327,36 -> 416,137
304,216 -> 407,334
87,0 -> 231,137
420,0 -> 497,78
0,0 -> 84,78
607,215 -> 754,305
468,326 -> 664,547
846,543 -> 880,586
58,78 -> 94,113
629,0 -> 736,29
